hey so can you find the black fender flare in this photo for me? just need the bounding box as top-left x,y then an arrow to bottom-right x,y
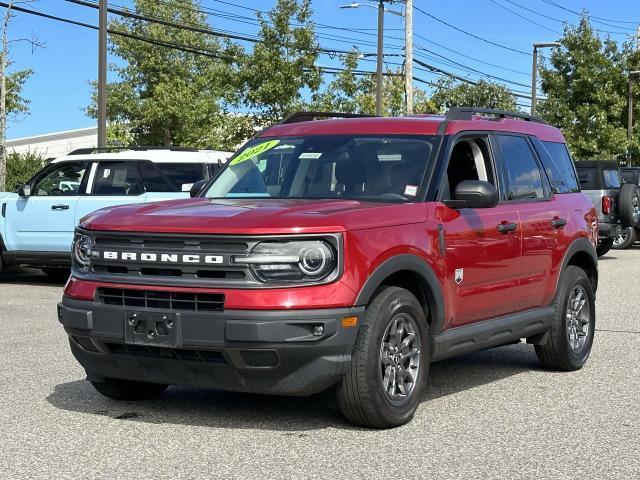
355,254 -> 446,334
558,237 -> 598,293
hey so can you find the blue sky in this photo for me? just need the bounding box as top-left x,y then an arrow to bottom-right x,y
5,0 -> 640,139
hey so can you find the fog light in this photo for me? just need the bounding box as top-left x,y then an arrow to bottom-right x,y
312,325 -> 324,337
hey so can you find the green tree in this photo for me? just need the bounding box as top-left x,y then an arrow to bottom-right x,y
88,0 -> 242,149
538,15 -> 629,160
239,0 -> 321,124
6,150 -> 43,189
3,68 -> 32,119
428,77 -> 517,113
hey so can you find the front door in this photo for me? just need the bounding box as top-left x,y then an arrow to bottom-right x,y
3,161 -> 90,252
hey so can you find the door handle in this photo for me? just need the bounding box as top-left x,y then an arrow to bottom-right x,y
497,221 -> 518,233
550,217 -> 567,229
51,204 -> 70,210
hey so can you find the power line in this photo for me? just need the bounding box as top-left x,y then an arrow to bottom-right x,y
537,0 -> 633,34
487,0 -> 562,35
413,4 -> 531,56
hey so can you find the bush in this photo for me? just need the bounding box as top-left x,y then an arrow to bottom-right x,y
6,151 -> 44,191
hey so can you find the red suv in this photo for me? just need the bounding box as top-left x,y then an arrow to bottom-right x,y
58,108 -> 598,428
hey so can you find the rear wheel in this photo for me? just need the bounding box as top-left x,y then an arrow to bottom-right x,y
618,183 -> 640,227
337,286 -> 429,428
596,238 -> 613,257
535,266 -> 595,371
90,377 -> 168,400
612,227 -> 636,249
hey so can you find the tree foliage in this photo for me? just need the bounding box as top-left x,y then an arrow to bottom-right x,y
4,68 -> 32,120
538,15 -> 640,161
428,77 -> 517,113
6,150 -> 43,189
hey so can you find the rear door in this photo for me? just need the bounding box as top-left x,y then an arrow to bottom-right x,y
3,160 -> 90,252
75,161 -> 147,223
494,134 -> 558,310
438,134 -> 523,326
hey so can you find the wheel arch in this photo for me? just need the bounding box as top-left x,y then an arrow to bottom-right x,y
561,237 -> 598,293
355,254 -> 446,334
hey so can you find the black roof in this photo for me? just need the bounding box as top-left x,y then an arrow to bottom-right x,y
574,160 -> 619,169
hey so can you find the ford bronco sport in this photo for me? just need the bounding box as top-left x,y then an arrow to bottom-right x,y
58,108 -> 598,428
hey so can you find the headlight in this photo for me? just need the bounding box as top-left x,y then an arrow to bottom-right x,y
235,240 -> 337,283
72,233 -> 94,274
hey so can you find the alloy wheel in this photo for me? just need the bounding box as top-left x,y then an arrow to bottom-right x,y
565,285 -> 591,353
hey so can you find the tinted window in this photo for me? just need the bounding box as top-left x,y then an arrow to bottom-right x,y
576,168 -> 597,189
496,135 -> 545,200
93,162 -> 144,196
621,170 -> 637,185
32,161 -> 89,196
537,141 -> 580,193
154,163 -> 209,190
138,162 -> 179,192
603,169 -> 621,188
205,136 -> 435,202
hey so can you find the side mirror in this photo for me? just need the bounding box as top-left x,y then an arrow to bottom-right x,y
453,180 -> 499,208
17,184 -> 32,197
190,179 -> 208,198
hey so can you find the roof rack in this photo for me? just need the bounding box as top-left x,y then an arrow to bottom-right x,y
445,107 -> 546,124
68,146 -> 199,155
280,111 -> 376,125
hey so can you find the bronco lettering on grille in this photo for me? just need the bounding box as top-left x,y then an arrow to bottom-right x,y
102,251 -> 223,264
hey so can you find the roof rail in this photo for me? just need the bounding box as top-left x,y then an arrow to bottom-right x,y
280,111 -> 376,125
445,107 -> 546,124
67,146 -> 200,155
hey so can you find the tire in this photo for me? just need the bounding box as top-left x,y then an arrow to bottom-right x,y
535,266 -> 595,371
41,267 -> 71,281
612,226 -> 636,250
596,238 -> 613,257
618,183 -> 640,227
337,286 -> 429,429
90,378 -> 168,401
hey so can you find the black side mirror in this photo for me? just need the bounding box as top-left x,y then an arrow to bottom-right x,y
190,180 -> 208,198
453,180 -> 499,208
17,184 -> 32,197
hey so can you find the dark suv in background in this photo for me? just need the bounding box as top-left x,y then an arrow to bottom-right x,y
617,166 -> 640,249
574,160 -> 640,256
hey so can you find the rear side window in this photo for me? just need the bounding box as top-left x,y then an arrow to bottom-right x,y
603,169 -> 621,188
138,162 -> 179,192
154,163 -> 208,190
536,141 -> 580,193
576,168 -> 596,189
621,170 -> 637,184
93,161 -> 144,196
496,135 -> 545,200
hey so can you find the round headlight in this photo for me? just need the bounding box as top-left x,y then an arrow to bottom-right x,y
299,245 -> 329,276
72,234 -> 93,273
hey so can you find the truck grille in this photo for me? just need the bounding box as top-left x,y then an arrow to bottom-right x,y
97,287 -> 225,312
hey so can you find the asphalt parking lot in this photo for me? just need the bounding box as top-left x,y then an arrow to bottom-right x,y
1,250 -> 639,480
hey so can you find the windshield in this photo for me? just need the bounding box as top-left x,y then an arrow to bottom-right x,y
204,135 -> 435,202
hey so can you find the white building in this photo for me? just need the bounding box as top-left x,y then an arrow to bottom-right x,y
7,126 -> 98,159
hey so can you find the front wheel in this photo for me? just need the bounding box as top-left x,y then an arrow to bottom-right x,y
612,227 -> 636,250
337,286 -> 429,428
91,378 -> 168,400
535,266 -> 595,371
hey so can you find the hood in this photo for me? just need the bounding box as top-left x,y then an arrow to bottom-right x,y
80,198 -> 428,235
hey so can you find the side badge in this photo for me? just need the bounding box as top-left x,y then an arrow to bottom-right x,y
455,268 -> 464,285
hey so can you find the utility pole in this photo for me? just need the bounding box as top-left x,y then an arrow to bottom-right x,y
375,0 -> 384,116
97,0 -> 107,148
531,42 -> 560,116
0,2 -> 12,192
404,0 -> 413,114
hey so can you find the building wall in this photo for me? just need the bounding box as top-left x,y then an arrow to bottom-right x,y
7,127 -> 98,159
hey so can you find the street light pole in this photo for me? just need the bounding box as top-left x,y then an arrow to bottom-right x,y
97,0 -> 107,148
531,42 -> 560,116
628,71 -> 640,162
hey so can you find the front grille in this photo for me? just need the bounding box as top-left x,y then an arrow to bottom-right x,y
97,287 -> 225,312
105,342 -> 226,363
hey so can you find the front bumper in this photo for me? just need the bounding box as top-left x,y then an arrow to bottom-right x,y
58,297 -> 364,396
598,221 -> 620,239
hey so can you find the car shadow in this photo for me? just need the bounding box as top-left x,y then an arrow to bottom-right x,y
46,343 -> 541,431
0,267 -> 67,287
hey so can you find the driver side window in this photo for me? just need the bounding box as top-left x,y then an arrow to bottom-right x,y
442,137 -> 495,200
31,161 -> 89,196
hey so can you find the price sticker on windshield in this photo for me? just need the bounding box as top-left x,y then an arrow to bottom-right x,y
230,140 -> 280,166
